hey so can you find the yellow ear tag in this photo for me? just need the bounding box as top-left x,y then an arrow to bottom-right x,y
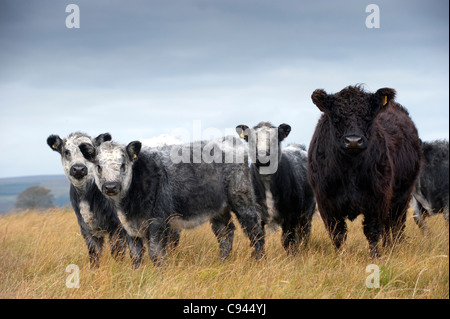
52,144 -> 57,149
240,131 -> 245,139
133,154 -> 137,160
382,95 -> 388,106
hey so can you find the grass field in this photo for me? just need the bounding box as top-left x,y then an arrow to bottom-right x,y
0,207 -> 448,299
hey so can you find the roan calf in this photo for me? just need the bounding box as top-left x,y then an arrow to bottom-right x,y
236,122 -> 316,253
307,85 -> 422,258
47,132 -> 127,267
79,136 -> 265,268
413,140 -> 449,230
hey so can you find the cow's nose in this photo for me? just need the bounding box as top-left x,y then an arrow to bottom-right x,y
344,135 -> 365,149
102,182 -> 121,195
70,164 -> 88,179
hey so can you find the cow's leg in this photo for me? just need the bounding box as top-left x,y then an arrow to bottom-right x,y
85,235 -> 104,268
317,199 -> 347,251
413,199 -> 428,232
147,218 -> 170,267
324,217 -> 347,251
211,209 -> 236,261
166,228 -> 181,251
229,200 -> 265,259
109,227 -> 127,261
281,212 -> 304,254
388,196 -> 410,245
382,219 -> 392,248
281,218 -> 298,254
296,204 -> 316,249
234,207 -> 265,260
230,195 -> 265,259
363,214 -> 382,259
229,202 -> 265,260
227,173 -> 265,260
296,210 -> 314,249
127,236 -> 145,269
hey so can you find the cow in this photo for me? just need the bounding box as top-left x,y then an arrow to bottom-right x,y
235,122 -> 316,253
307,85 -> 422,258
47,132 -> 127,267
413,139 -> 449,230
78,136 -> 265,268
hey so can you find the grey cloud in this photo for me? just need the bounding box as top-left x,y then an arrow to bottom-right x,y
0,0 -> 448,177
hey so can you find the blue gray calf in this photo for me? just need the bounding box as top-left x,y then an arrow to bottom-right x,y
47,132 -> 127,267
79,136 -> 265,268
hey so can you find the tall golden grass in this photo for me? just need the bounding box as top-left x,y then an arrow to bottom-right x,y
0,207 -> 448,298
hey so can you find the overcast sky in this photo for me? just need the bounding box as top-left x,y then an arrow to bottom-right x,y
0,0 -> 448,178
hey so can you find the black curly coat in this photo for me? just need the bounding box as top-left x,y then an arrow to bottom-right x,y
307,85 -> 422,258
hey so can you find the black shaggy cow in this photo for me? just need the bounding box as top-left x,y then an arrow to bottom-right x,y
47,132 -> 127,267
79,136 -> 265,268
413,140 -> 449,230
307,85 -> 422,258
236,122 -> 316,253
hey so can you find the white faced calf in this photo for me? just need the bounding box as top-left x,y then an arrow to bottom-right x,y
236,122 -> 316,253
47,132 -> 127,267
79,137 -> 265,268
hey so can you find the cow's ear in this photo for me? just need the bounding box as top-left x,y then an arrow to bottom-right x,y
374,88 -> 396,109
278,124 -> 291,141
47,135 -> 63,154
311,89 -> 331,113
93,133 -> 112,146
79,143 -> 97,163
126,141 -> 142,162
235,125 -> 249,142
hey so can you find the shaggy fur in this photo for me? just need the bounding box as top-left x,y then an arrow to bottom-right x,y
236,122 -> 316,253
413,140 -> 449,230
47,132 -> 127,267
307,85 -> 422,258
79,136 -> 265,268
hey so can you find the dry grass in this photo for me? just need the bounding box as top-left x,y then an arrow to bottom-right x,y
0,207 -> 448,299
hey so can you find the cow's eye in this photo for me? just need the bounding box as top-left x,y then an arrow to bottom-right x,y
333,116 -> 340,123
120,163 -> 126,173
64,150 -> 71,158
97,165 -> 102,174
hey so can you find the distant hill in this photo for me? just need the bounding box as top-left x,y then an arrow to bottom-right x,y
0,175 -> 71,214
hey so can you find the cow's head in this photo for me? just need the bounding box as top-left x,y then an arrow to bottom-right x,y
236,122 -> 291,174
311,85 -> 396,155
47,132 -> 111,187
79,140 -> 141,198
